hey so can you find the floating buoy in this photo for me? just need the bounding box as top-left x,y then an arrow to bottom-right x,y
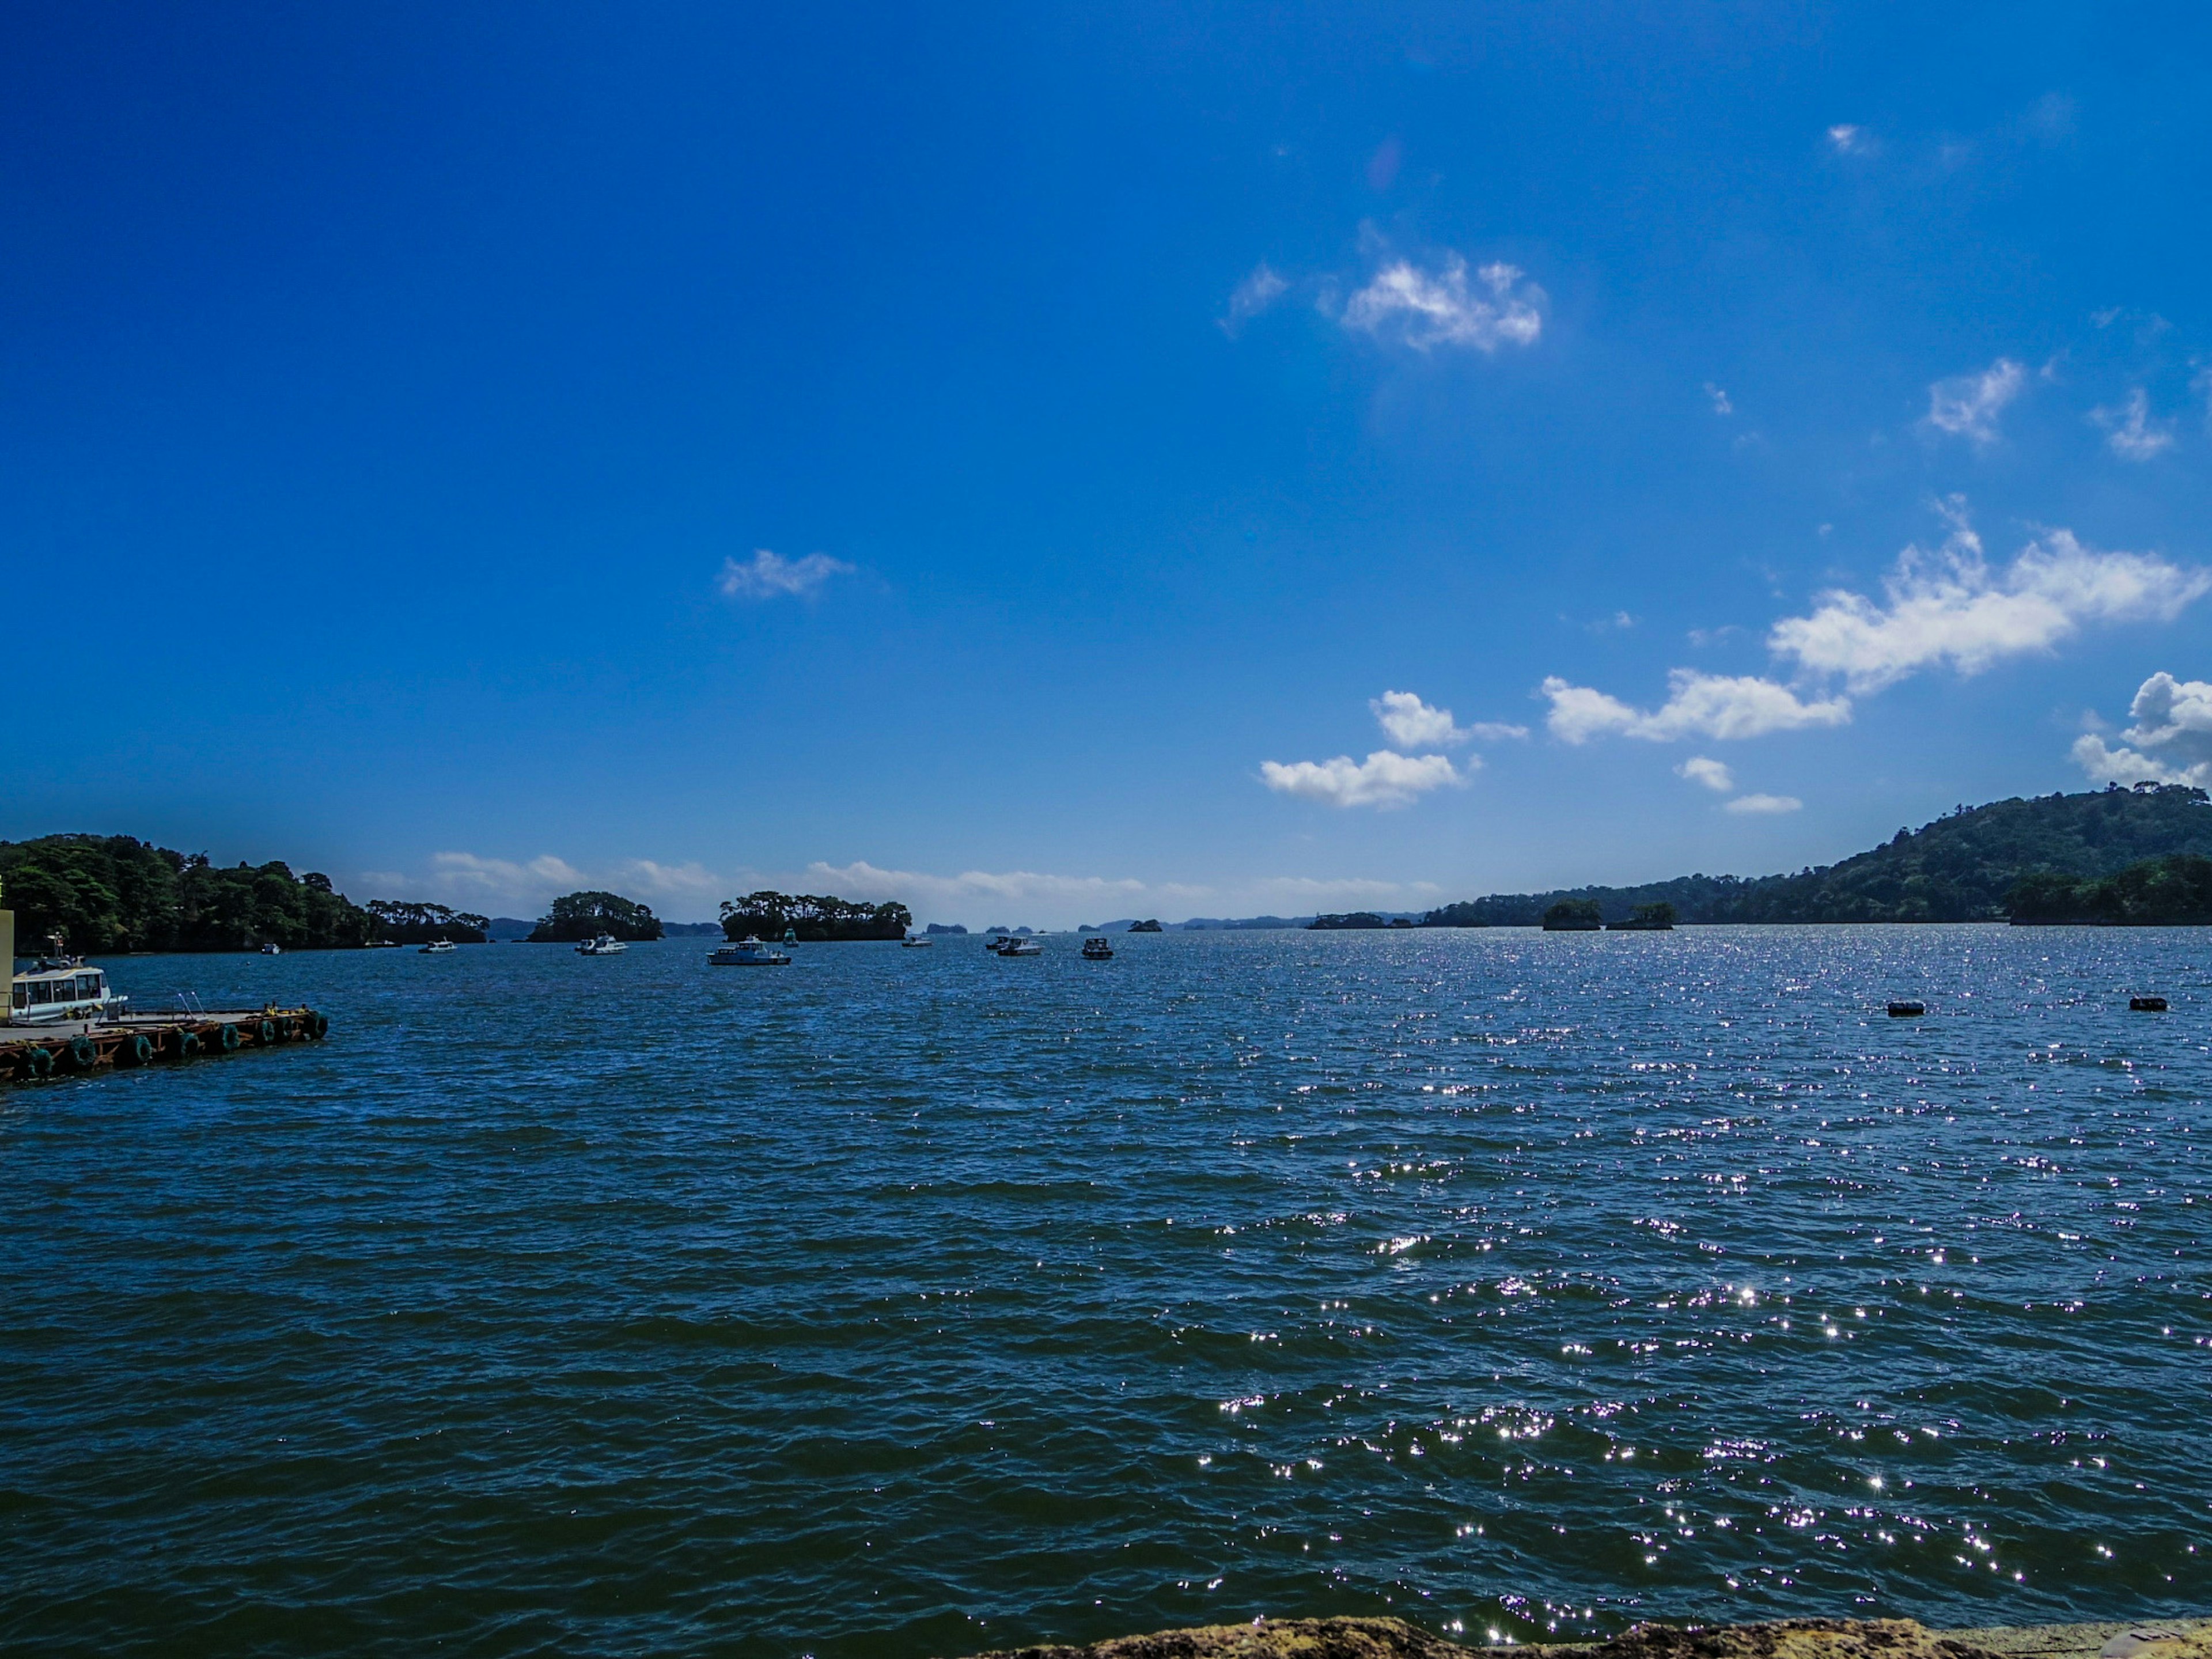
65,1034 -> 100,1071
1887,1000 -> 1926,1017
214,1022 -> 241,1052
118,1033 -> 156,1067
2130,995 -> 2168,1012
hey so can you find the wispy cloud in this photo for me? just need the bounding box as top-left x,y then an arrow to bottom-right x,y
1543,672 -> 1851,745
1259,750 -> 1465,809
1724,793 -> 1803,815
1219,262 -> 1288,336
1924,358 -> 2026,445
1341,254 -> 1544,353
2091,388 -> 2175,461
1768,503 -> 2207,692
1827,124 -> 1873,156
1704,382 -> 1733,415
718,549 -> 854,601
366,851 -> 728,914
1676,756 -> 1735,792
2072,671 -> 2212,787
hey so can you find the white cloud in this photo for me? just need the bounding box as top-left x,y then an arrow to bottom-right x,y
2091,388 -> 2175,461
1677,755 -> 1735,792
1705,382 -> 1733,415
2071,671 -> 2212,787
1724,793 -> 1803,815
1259,749 -> 1465,809
1827,124 -> 1872,155
803,861 -> 1434,926
1370,690 -> 1478,748
1924,358 -> 2025,445
1220,262 -> 1288,335
718,549 -> 854,601
1768,507 -> 2208,692
1541,671 -> 1851,744
1342,255 -> 1544,353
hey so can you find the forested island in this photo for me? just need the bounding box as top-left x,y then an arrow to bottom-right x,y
1417,783 -> 2212,927
2007,853 -> 2212,925
719,891 -> 911,941
1,834 -> 380,952
367,900 -> 491,945
528,892 -> 665,942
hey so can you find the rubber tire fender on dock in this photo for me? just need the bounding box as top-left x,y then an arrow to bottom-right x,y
306,1011 -> 328,1039
171,1029 -> 202,1059
256,1018 -> 276,1046
65,1034 -> 100,1071
18,1046 -> 55,1080
267,1017 -> 289,1043
118,1033 -> 155,1067
215,1023 -> 242,1052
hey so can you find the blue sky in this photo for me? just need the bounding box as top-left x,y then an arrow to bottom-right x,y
7,2 -> 2212,926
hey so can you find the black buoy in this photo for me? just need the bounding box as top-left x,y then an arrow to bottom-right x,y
2130,995 -> 2169,1012
1887,1000 -> 1927,1017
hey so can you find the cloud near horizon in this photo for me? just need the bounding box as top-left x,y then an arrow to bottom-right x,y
718,548 -> 854,601
1724,792 -> 1803,815
1676,755 -> 1734,791
2072,671 -> 2212,787
1259,749 -> 1465,809
1543,671 -> 1851,744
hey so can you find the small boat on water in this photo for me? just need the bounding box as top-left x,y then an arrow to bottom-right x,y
901,934 -> 933,948
1081,937 -> 1114,960
420,938 -> 457,955
259,943 -> 282,956
9,952 -> 130,1024
577,934 -> 627,956
711,937 -> 791,966
990,935 -> 1042,957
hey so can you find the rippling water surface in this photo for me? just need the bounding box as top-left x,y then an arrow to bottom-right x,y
2,927 -> 2207,1656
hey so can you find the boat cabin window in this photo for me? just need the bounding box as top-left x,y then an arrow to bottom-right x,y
9,985 -> 24,1010
78,974 -> 101,998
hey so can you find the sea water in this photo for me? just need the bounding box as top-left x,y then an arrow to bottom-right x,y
1,927 -> 2205,1657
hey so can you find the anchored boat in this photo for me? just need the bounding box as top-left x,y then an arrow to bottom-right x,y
711,937 -> 791,966
577,934 -> 627,956
1081,937 -> 1114,960
421,938 -> 457,955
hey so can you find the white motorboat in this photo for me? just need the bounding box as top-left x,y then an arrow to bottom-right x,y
990,935 -> 1042,956
577,934 -> 626,956
9,954 -> 129,1025
421,938 -> 457,954
901,935 -> 933,948
711,937 -> 791,966
260,943 -> 282,956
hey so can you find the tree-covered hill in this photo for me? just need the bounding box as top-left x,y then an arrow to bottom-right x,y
1424,783 -> 2212,926
1,834 -> 379,952
719,891 -> 911,941
528,891 -> 665,942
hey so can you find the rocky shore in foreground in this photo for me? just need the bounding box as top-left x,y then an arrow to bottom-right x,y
957,1616 -> 2212,1659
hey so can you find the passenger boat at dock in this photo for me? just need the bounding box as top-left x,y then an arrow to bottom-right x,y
10,954 -> 130,1025
710,937 -> 791,966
